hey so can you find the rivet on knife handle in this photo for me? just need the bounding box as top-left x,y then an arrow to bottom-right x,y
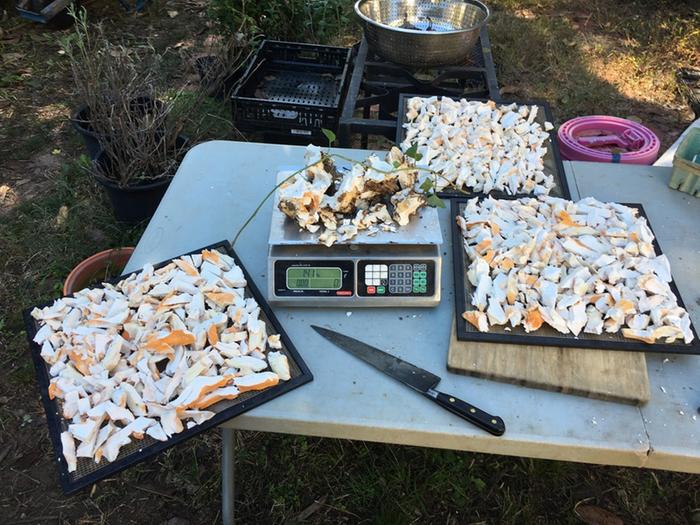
428,389 -> 506,436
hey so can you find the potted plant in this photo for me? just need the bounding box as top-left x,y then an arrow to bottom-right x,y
61,8 -> 239,222
63,247 -> 135,296
193,34 -> 258,100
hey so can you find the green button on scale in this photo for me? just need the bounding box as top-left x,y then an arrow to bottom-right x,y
377,286 -> 385,294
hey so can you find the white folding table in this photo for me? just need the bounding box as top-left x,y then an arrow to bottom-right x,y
125,141 -> 700,524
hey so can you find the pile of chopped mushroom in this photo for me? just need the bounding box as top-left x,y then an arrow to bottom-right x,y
31,249 -> 291,472
277,144 -> 427,246
458,196 -> 695,344
401,96 -> 555,195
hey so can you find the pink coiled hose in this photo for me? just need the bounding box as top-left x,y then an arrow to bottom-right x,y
557,115 -> 660,165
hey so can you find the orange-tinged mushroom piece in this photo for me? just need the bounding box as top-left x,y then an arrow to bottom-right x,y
524,308 -> 544,331
234,372 -> 279,393
557,210 -> 580,227
205,292 -> 235,307
207,324 -> 219,346
229,307 -> 243,325
191,386 -> 240,409
48,382 -> 62,400
160,330 -> 196,347
173,375 -> 235,409
69,350 -> 92,376
462,311 -> 487,331
143,339 -> 175,355
201,249 -> 221,265
475,238 -> 492,252
621,328 -> 655,345
144,331 -> 194,354
616,299 -> 635,314
174,259 -> 199,277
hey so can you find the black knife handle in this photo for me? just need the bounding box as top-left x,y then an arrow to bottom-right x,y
429,390 -> 505,436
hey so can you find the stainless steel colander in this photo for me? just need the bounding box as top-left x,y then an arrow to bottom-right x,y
354,0 -> 490,67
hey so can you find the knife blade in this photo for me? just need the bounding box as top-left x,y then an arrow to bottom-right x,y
311,325 -> 505,436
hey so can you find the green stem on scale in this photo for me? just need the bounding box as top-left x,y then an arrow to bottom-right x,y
231,145 -> 470,247
231,165 -> 306,247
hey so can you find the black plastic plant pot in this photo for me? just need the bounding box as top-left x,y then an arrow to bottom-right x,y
70,106 -> 102,160
93,166 -> 171,224
70,97 -> 164,160
92,135 -> 188,223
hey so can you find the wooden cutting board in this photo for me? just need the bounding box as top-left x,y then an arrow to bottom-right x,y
448,321 -> 650,405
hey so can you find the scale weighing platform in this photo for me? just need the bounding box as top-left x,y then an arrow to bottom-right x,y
267,202 -> 443,307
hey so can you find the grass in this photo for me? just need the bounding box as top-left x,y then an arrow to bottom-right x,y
488,0 -> 699,145
1,1 -> 700,524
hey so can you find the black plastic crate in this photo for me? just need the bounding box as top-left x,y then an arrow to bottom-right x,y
231,40 -> 353,141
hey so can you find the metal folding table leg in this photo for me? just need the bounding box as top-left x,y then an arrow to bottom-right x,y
221,427 -> 236,525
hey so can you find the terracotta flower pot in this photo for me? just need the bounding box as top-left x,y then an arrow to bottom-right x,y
63,247 -> 135,296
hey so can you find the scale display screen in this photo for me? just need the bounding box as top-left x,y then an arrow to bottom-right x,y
286,267 -> 342,290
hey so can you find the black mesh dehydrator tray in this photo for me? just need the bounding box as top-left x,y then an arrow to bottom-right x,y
396,94 -> 571,200
231,40 -> 353,140
451,199 -> 700,354
24,240 -> 313,494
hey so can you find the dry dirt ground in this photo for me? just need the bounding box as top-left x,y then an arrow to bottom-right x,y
1,1 -> 699,524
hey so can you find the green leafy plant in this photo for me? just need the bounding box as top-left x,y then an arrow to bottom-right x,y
321,128 -> 336,148
208,0 -> 356,44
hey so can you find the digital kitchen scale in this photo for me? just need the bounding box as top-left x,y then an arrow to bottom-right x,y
267,198 -> 443,307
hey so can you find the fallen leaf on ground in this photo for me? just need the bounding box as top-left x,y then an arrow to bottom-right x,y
575,504 -> 624,525
0,185 -> 10,203
168,10 -> 179,18
0,444 -> 12,465
54,205 -> 69,227
2,53 -> 22,63
164,517 -> 190,525
499,85 -> 520,96
514,8 -> 536,19
292,495 -> 328,523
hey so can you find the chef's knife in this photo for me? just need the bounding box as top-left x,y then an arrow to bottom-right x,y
311,326 -> 505,436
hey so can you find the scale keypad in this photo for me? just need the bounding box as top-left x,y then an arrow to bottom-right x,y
364,264 -> 388,294
359,261 -> 433,296
388,263 -> 428,294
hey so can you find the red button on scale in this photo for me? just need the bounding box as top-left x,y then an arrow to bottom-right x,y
336,290 -> 352,296
367,286 -> 376,294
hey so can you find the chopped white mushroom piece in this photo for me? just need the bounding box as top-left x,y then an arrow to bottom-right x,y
234,372 -> 280,392
60,431 -> 77,473
268,352 -> 291,381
